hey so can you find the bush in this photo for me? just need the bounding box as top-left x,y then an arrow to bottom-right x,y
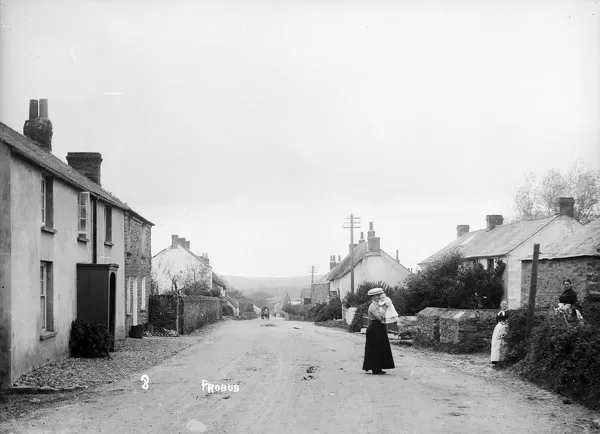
312,297 -> 342,322
222,304 -> 234,316
503,306 -> 553,364
282,304 -> 303,316
517,320 -> 600,410
343,281 -> 394,308
306,302 -> 327,321
401,250 -> 505,315
581,295 -> 600,329
348,302 -> 370,333
69,318 -> 112,358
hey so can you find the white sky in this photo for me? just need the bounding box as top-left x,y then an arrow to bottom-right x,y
1,0 -> 599,278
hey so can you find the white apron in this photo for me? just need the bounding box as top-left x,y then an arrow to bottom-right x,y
491,321 -> 508,362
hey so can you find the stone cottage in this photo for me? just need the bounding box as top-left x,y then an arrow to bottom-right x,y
124,209 -> 154,335
521,217 -> 600,307
418,198 -> 584,308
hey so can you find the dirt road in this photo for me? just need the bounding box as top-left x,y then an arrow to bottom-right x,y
2,318 -> 599,434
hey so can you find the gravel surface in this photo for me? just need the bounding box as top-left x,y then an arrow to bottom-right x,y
12,325 -> 217,390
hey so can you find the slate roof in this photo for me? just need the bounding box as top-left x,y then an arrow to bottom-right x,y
522,218 -> 600,260
226,296 -> 239,308
212,272 -> 227,287
418,215 -> 560,266
0,122 -> 154,225
327,243 -> 369,280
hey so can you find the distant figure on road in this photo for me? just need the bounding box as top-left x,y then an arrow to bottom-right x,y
491,300 -> 509,365
362,288 -> 395,375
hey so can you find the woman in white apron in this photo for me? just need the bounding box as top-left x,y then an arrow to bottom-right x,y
491,300 -> 509,364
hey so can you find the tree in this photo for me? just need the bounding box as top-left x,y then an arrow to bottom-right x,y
513,160 -> 600,224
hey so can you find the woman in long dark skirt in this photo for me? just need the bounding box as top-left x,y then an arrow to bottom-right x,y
362,288 -> 395,375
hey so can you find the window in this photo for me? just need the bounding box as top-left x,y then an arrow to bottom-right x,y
127,278 -> 133,315
141,277 -> 146,311
105,206 -> 112,243
40,262 -> 54,332
41,178 -> 46,226
78,192 -> 90,238
41,176 -> 54,228
40,263 -> 47,329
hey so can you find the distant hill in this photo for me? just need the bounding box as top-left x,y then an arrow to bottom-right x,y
223,275 -> 324,299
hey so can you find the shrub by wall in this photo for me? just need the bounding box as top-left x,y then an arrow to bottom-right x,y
69,319 -> 112,358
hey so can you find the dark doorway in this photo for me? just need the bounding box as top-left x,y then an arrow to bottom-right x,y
109,272 -> 116,351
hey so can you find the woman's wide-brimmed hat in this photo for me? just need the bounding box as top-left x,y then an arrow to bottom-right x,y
367,288 -> 384,296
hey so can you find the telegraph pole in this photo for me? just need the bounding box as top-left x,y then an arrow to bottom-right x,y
343,213 -> 361,294
308,265 -> 318,304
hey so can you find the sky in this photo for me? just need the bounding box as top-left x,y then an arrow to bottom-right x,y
1,0 -> 599,279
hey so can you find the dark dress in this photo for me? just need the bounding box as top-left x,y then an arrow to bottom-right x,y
559,288 -> 578,305
362,303 -> 395,372
497,310 -> 509,323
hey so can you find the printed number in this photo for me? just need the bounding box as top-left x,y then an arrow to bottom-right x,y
141,374 -> 149,390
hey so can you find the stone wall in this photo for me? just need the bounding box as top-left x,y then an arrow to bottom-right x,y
124,213 -> 152,335
415,307 -> 450,343
521,257 -> 600,308
149,294 -> 178,331
181,295 -> 221,334
397,316 -> 418,336
149,294 -> 221,334
438,309 -> 497,347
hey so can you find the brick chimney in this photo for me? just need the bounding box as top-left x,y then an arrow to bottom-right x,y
558,197 -> 575,218
329,255 -> 337,270
177,237 -> 187,247
457,225 -> 470,238
358,232 -> 365,244
348,243 -> 358,254
486,215 -> 504,231
66,152 -> 103,185
23,99 -> 53,152
171,234 -> 178,248
185,241 -> 191,249
367,222 -> 381,254
367,222 -> 375,239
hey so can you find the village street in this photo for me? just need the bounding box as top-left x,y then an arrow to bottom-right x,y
1,318 -> 599,434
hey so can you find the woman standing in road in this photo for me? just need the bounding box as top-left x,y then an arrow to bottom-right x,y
491,300 -> 509,365
362,288 -> 395,375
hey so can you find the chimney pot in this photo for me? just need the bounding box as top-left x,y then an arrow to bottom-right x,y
23,99 -> 53,152
28,99 -> 38,120
486,215 -> 504,231
171,234 -> 178,248
66,152 -> 103,185
338,255 -> 341,262
457,225 -> 470,238
558,197 -> 575,218
39,99 -> 49,118
396,250 -> 399,262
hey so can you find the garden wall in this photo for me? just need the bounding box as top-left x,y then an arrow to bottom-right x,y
415,307 -> 450,344
149,294 -> 222,334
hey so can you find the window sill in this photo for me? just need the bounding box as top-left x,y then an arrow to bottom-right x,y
41,226 -> 57,235
40,331 -> 57,341
77,235 -> 89,243
104,241 -> 114,247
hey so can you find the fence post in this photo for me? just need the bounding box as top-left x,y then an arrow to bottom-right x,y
526,244 -> 540,338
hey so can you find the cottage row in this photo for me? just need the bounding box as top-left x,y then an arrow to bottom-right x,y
303,201 -> 597,311
0,100 -> 229,389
